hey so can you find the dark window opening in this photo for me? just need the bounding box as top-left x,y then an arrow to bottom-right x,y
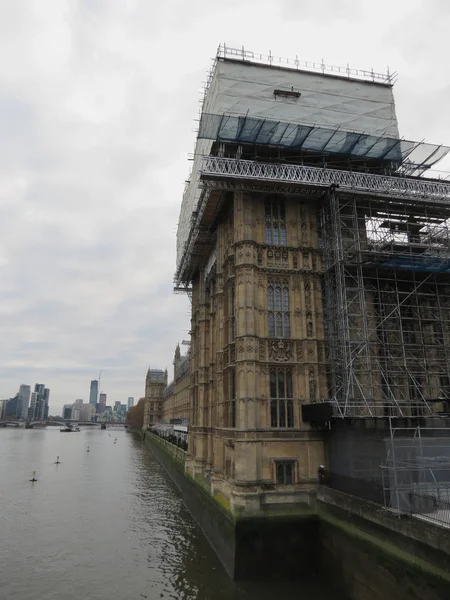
276,462 -> 294,485
268,282 -> 290,337
270,369 -> 294,428
265,197 -> 287,245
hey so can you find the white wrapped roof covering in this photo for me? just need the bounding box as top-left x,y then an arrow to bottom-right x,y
204,59 -> 399,137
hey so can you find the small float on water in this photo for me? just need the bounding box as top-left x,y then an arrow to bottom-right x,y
86,446 -> 90,453
30,471 -> 38,482
55,456 -> 61,464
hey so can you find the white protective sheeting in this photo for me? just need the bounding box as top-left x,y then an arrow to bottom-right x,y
207,60 -> 399,137
176,58 -> 399,273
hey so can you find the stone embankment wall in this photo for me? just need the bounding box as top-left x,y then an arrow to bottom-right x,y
141,431 -> 450,599
318,487 -> 450,600
142,431 -> 319,579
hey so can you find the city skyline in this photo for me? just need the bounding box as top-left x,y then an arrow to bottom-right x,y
1,375 -> 144,415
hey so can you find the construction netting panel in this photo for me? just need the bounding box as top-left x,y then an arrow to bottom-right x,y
198,113 -> 449,169
384,435 -> 450,513
176,138 -> 213,274
208,59 -> 399,137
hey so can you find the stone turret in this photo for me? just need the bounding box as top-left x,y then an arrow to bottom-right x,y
174,343 -> 181,378
145,367 -> 152,398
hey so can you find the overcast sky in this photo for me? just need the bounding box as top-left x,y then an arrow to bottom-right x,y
1,0 -> 449,413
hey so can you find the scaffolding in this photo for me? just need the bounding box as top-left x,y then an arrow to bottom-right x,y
381,424 -> 450,527
200,157 -> 450,203
216,44 -> 396,85
321,192 -> 450,418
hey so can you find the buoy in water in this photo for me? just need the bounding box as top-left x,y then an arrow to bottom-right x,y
86,446 -> 90,453
30,471 -> 38,482
55,456 -> 61,465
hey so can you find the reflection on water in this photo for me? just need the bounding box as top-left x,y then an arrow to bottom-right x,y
0,428 -> 341,600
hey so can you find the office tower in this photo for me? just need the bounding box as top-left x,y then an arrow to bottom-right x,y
127,397 -> 134,409
28,392 -> 38,420
18,384 -> 31,419
5,394 -> 21,419
43,388 -> 50,419
62,404 -> 73,420
89,380 -> 98,406
32,384 -> 46,420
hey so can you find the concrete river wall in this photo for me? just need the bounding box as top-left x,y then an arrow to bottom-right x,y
142,431 -> 450,600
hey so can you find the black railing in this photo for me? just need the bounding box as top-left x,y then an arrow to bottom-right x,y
408,490 -> 450,528
149,428 -> 188,452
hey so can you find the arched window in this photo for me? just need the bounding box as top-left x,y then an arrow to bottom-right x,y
268,280 -> 290,338
224,368 -> 236,428
269,368 -> 294,428
265,197 -> 287,245
276,461 -> 294,485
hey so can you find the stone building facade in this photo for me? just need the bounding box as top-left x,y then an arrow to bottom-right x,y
162,344 -> 190,424
143,368 -> 167,429
186,192 -> 326,513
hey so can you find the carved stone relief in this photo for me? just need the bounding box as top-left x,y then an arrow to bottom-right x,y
268,340 -> 293,362
259,340 -> 266,361
267,247 -> 289,269
230,345 -> 236,363
304,279 -> 311,309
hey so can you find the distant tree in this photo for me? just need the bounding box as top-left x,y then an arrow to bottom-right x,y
126,398 -> 145,429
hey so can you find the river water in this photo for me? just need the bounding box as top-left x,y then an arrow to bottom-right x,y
0,427 -> 342,600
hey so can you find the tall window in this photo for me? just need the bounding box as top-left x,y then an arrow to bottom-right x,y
270,369 -> 294,428
268,281 -> 290,337
231,285 -> 236,341
276,461 -> 294,485
230,369 -> 236,428
225,284 -> 236,344
224,369 -> 236,428
265,197 -> 287,245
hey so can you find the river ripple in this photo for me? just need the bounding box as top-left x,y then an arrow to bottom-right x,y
0,428 -> 342,600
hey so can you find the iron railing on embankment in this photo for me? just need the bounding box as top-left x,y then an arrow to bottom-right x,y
407,489 -> 450,528
327,473 -> 450,529
145,430 -> 187,466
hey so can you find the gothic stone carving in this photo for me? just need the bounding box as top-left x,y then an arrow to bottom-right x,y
259,340 -> 266,361
268,340 -> 293,363
230,345 -> 236,364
